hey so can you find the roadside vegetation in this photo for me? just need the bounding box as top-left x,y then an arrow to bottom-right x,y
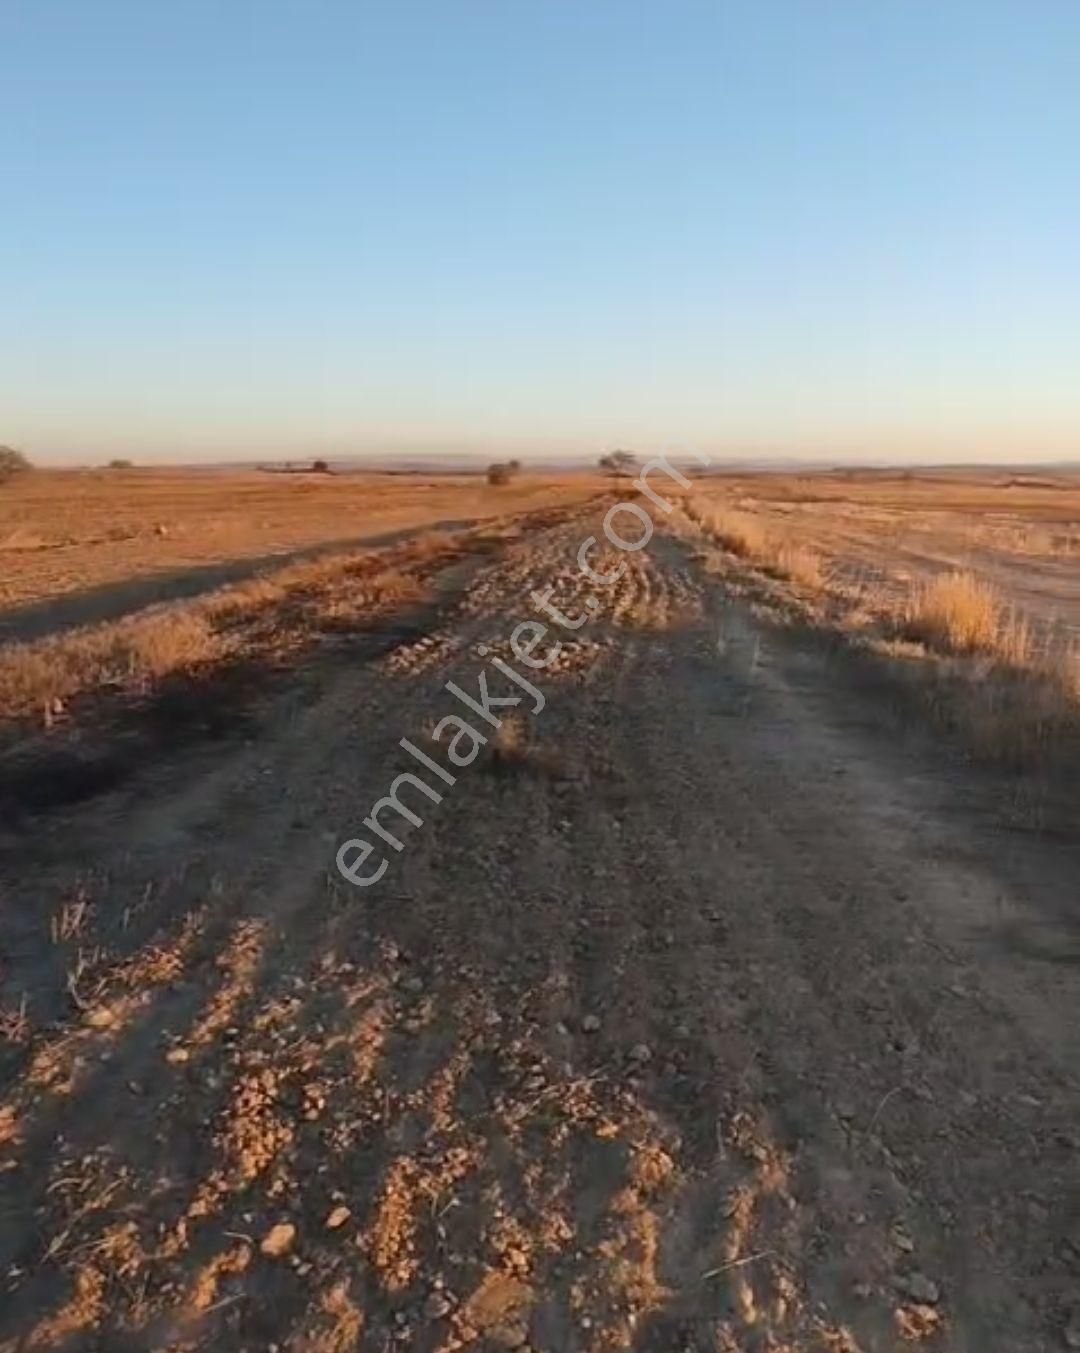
901,571 -> 1032,664
685,500 -> 826,588
684,488 -> 1080,771
486,459 -> 522,486
0,446 -> 31,483
0,531 -> 463,725
598,449 -> 637,478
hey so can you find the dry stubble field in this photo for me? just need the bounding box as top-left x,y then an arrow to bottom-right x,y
0,466 -> 1078,1353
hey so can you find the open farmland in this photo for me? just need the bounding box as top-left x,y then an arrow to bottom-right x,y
686,470 -> 1080,651
0,467 -> 1077,1352
0,470 -> 605,640
681,471 -> 1080,782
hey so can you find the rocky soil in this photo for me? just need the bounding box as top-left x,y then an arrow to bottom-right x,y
0,501 -> 1077,1351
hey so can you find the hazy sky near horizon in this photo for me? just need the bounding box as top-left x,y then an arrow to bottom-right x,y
2,1 -> 1078,465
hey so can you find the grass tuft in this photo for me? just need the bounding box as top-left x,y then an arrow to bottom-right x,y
902,571 -> 1031,664
774,543 -> 826,588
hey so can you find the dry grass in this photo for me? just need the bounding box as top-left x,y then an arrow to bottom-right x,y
683,479 -> 1080,772
0,611 -> 225,718
51,892 -> 94,945
687,499 -> 827,588
964,520 -> 1080,557
0,468 -> 605,617
774,543 -> 825,589
902,571 -> 1032,664
867,578 -> 1074,767
695,506 -> 772,560
489,712 -> 530,769
868,632 -> 1080,773
0,531 -> 462,723
689,471 -> 1080,650
0,995 -> 30,1045
942,665 -> 1079,770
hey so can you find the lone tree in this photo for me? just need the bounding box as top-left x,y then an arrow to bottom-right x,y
598,449 -> 637,478
0,446 -> 31,483
312,459 -> 331,474
107,458 -> 133,469
487,462 -> 513,486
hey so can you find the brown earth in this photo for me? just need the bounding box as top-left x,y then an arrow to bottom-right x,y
0,481 -> 1077,1352
0,469 -> 605,642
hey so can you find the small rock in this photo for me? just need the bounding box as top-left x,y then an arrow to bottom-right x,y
325,1206 -> 351,1230
84,1006 -> 115,1030
424,1291 -> 453,1320
581,1015 -> 601,1033
895,1303 -> 943,1340
895,1271 -> 939,1304
491,1323 -> 528,1348
1064,1315 -> 1080,1350
891,1227 -> 915,1253
260,1222 -> 296,1258
165,1047 -> 190,1065
402,976 -> 424,995
628,1043 -> 652,1065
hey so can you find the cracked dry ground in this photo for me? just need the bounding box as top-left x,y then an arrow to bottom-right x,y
0,503 -> 1077,1352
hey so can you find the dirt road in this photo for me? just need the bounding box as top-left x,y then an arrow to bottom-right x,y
1,502 -> 1077,1351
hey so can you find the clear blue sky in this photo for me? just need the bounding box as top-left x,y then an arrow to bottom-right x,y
2,1 -> 1078,465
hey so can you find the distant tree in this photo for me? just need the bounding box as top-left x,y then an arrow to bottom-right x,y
107,458 -> 133,469
487,462 -> 513,486
0,446 -> 31,483
598,449 -> 637,478
507,458 -> 522,474
312,459 -> 331,474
